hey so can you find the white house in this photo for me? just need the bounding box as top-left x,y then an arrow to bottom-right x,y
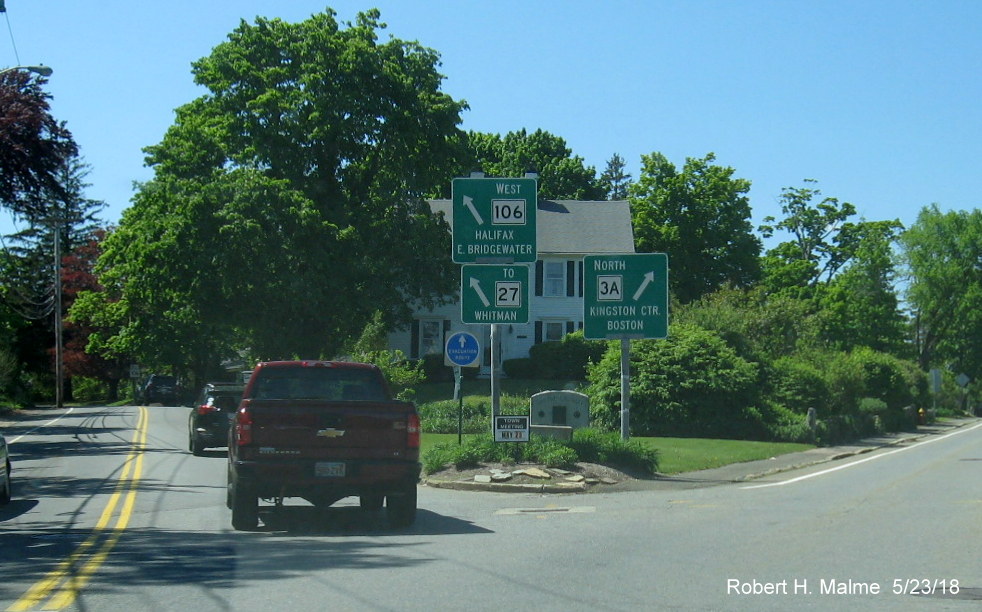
387,199 -> 635,373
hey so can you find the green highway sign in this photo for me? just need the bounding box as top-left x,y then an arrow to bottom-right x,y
452,177 -> 537,263
461,264 -> 529,324
583,254 -> 669,340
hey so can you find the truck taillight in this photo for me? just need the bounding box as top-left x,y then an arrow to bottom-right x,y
235,407 -> 253,445
407,413 -> 421,449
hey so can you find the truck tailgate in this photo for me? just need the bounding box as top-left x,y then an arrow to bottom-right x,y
245,400 -> 412,451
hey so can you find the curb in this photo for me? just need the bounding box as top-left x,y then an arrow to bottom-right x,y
424,479 -> 589,493
422,418 -> 978,493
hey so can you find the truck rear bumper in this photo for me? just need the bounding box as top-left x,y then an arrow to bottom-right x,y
230,458 -> 421,500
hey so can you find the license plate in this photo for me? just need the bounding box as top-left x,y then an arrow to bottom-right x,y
315,462 -> 346,478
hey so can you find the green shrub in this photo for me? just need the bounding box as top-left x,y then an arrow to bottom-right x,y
503,358 -> 534,378
418,394 -> 530,433
587,323 -> 765,439
421,430 -> 658,475
71,377 -> 107,402
528,331 -> 606,380
766,356 -> 828,416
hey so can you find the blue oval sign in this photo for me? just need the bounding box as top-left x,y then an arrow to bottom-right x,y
445,332 -> 481,368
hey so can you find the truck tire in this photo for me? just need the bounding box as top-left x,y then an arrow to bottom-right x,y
1,460 -> 10,505
386,485 -> 417,528
229,478 -> 258,530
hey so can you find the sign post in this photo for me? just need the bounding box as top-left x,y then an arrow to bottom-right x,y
583,253 -> 669,440
452,174 -> 537,434
445,331 -> 481,444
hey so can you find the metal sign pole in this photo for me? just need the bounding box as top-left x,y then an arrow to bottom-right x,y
491,323 -> 501,423
620,338 -> 631,441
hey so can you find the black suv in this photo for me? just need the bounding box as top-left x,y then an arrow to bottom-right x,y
188,382 -> 244,456
141,374 -> 179,405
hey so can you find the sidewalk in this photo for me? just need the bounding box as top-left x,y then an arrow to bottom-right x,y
423,417 -> 980,493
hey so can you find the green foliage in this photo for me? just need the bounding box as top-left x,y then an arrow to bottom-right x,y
599,153 -> 632,200
453,129 -> 605,200
73,9 -> 465,379
525,331 -> 606,380
765,355 -> 829,416
587,323 -> 765,439
568,428 -> 659,474
630,152 -> 761,303
502,358 -> 533,378
418,394 -> 529,433
674,288 -> 824,361
900,205 -> 982,372
421,430 -> 659,475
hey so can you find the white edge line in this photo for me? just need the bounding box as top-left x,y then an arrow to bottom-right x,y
7,407 -> 76,443
741,421 -> 982,490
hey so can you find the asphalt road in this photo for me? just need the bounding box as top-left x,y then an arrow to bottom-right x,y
1,405 -> 980,611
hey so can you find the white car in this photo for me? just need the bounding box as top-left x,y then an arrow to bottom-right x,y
0,430 -> 10,504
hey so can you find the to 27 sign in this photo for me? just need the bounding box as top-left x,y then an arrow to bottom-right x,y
460,264 -> 529,324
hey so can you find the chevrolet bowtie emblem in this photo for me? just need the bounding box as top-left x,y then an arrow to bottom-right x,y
317,428 -> 346,438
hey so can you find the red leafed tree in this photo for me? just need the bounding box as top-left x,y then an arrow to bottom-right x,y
59,229 -> 127,400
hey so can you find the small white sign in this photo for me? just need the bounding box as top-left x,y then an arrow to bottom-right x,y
495,281 -> 522,308
494,415 -> 530,442
491,199 -> 526,225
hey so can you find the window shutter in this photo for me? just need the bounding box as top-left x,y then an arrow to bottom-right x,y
535,260 -> 543,296
410,320 -> 420,359
534,321 -> 543,344
578,261 -> 584,297
566,261 -> 575,297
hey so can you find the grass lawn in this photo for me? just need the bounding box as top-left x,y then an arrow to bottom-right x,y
633,437 -> 814,474
414,378 -> 815,475
420,433 -> 813,475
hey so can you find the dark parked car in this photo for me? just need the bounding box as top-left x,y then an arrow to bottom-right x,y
188,383 -> 244,456
1,430 -> 10,505
141,374 -> 180,405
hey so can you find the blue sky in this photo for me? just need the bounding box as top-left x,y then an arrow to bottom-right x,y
3,1 -> 980,240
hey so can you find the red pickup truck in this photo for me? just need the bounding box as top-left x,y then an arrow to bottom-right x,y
226,360 -> 421,530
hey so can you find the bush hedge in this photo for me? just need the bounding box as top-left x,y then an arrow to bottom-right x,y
422,428 -> 659,475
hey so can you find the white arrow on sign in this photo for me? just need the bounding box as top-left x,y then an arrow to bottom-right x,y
469,277 -> 491,307
632,271 -> 655,301
463,195 -> 484,225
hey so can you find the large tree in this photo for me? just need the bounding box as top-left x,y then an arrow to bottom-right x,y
456,129 -> 606,200
900,205 -> 982,373
0,69 -> 77,217
817,220 -> 907,355
630,152 -> 761,303
600,152 -> 632,200
74,10 -> 466,373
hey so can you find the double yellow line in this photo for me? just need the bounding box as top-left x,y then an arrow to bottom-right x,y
8,406 -> 149,611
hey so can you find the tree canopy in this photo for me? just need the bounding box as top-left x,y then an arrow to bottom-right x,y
900,205 -> 982,372
457,128 -> 605,200
73,9 -> 467,374
0,69 -> 78,217
630,152 -> 761,303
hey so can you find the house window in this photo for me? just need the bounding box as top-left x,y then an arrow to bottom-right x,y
544,321 -> 565,342
536,320 -> 576,343
419,320 -> 443,356
544,262 -> 565,296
